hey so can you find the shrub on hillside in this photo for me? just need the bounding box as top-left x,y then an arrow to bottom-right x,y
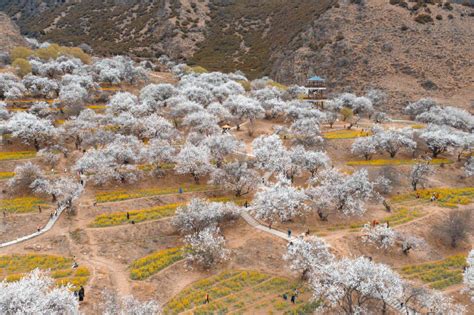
415,13 -> 434,23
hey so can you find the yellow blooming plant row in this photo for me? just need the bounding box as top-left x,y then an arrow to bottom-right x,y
392,187 -> 474,208
90,196 -> 247,227
347,158 -> 452,167
323,129 -> 371,140
399,254 -> 467,290
130,247 -> 186,280
95,184 -> 220,203
0,151 -> 36,161
0,254 -> 90,290
4,98 -> 57,104
0,172 -> 14,180
0,197 -> 48,213
164,270 -> 315,314
322,207 -> 424,233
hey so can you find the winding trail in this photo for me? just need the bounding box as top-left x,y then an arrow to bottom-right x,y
0,204 -> 66,248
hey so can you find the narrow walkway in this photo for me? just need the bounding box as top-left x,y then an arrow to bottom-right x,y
0,204 -> 66,248
240,211 -> 292,241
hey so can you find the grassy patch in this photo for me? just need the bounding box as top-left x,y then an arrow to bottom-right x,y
322,207 -> 424,232
0,197 -> 48,213
399,254 -> 467,289
91,197 -> 246,227
323,129 -> 371,139
0,151 -> 36,161
164,270 -> 316,314
0,254 -> 89,290
392,187 -> 474,208
0,172 -> 14,180
95,184 -> 220,203
130,247 -> 186,280
347,158 -> 451,166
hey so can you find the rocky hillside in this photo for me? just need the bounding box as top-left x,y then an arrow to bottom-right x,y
0,12 -> 27,53
0,0 -> 473,109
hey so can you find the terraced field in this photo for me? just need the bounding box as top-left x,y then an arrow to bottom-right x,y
0,254 -> 90,290
164,270 -> 318,314
399,254 -> 467,289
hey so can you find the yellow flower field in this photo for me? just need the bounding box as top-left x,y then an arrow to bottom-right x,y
0,171 -> 14,180
323,207 -> 424,232
0,254 -> 90,290
392,187 -> 474,207
90,197 -> 247,227
86,104 -> 107,110
95,184 -> 220,203
399,254 -> 467,289
130,247 -> 186,280
0,196 -> 48,213
0,151 -> 36,161
347,158 -> 452,167
323,129 -> 371,139
164,270 -> 317,314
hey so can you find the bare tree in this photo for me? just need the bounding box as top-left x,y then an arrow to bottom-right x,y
432,210 -> 472,248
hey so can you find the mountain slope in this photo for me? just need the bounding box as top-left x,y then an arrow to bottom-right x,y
0,12 -> 27,53
0,0 -> 473,110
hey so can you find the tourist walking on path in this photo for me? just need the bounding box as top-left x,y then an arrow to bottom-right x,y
287,229 -> 292,238
78,286 -> 85,302
204,293 -> 210,304
126,212 -> 130,220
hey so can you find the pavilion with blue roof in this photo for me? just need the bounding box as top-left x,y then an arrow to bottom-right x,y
305,75 -> 327,107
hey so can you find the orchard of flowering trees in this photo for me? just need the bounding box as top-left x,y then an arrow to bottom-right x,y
1,42 -> 472,314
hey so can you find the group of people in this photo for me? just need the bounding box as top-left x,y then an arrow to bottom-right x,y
282,288 -> 299,304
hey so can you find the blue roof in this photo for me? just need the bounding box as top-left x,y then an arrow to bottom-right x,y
308,76 -> 325,82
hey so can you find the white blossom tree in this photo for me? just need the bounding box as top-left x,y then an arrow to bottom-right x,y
59,83 -> 88,115
251,175 -> 308,223
308,168 -> 375,219
351,136 -> 378,160
464,249 -> 474,302
0,269 -> 79,314
209,161 -> 259,197
289,118 -> 324,148
410,162 -> 434,191
420,125 -> 461,158
310,257 -> 404,314
5,112 -> 58,150
252,134 -> 290,175
404,98 -> 438,118
183,111 -> 220,136
7,162 -> 44,194
142,139 -> 175,176
31,177 -> 84,209
361,223 -> 396,250
106,92 -> 139,116
223,95 -> 264,135
372,128 -> 416,158
284,236 -> 334,279
465,157 -> 474,177
184,225 -> 229,269
202,134 -> 243,168
173,198 -> 240,234
139,83 -> 176,111
174,143 -> 213,183
99,290 -> 161,315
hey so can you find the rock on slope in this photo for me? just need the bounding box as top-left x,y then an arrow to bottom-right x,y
0,12 -> 27,53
